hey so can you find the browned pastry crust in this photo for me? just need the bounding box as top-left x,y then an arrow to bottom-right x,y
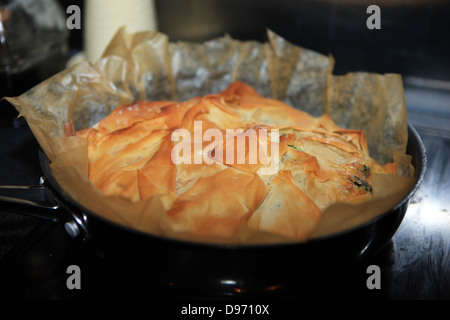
77,81 -> 397,240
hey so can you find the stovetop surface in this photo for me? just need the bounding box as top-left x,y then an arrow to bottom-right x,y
0,86 -> 449,301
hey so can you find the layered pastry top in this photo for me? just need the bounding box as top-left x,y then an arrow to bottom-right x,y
77,81 -> 397,240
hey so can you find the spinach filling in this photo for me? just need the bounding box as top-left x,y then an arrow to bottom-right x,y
360,164 -> 371,178
351,175 -> 373,193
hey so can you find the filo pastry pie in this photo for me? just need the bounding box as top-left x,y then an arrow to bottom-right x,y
76,81 -> 398,240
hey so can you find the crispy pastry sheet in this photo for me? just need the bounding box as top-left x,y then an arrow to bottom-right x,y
5,28 -> 414,244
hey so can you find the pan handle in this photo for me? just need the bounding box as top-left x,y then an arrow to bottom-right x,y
0,177 -> 60,222
0,177 -> 88,239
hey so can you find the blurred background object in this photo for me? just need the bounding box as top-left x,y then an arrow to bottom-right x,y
83,0 -> 157,62
0,0 -> 68,100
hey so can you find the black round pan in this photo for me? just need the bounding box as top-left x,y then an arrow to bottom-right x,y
1,123 -> 426,298
36,123 -> 427,297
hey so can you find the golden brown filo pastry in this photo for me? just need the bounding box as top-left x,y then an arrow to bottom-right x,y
77,81 -> 398,240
